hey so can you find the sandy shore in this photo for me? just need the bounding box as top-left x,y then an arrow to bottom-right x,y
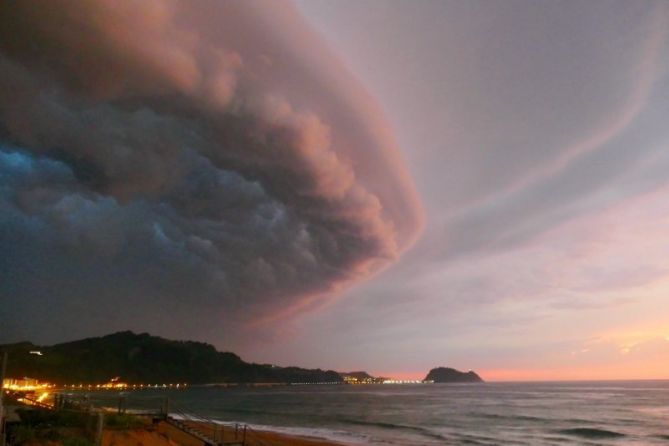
198,420 -> 352,446
146,420 -> 351,446
233,428 -> 351,446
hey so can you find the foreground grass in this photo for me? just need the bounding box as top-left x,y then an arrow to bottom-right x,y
9,408 -> 148,446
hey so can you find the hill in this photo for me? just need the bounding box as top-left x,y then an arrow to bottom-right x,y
424,367 -> 484,383
1,331 -> 342,385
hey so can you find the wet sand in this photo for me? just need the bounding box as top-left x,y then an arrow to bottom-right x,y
104,425 -> 349,446
238,429 -> 350,446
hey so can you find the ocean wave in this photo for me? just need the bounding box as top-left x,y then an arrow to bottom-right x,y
339,418 -> 447,441
473,412 -> 547,422
557,427 -> 626,439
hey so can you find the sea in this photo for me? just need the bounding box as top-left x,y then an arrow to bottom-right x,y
77,380 -> 669,445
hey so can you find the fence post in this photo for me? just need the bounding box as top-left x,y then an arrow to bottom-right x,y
242,425 -> 247,446
95,411 -> 104,446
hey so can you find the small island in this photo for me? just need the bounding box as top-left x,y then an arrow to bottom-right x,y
424,367 -> 484,383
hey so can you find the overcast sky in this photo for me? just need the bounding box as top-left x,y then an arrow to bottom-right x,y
2,0 -> 669,380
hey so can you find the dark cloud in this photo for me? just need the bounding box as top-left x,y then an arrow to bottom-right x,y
0,0 -> 423,345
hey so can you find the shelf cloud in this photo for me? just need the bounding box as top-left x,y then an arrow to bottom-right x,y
0,0 -> 423,342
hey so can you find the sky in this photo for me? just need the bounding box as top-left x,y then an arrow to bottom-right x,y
1,0 -> 669,381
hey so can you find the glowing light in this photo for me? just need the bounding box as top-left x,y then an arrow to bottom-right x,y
2,378 -> 51,392
382,379 -> 431,384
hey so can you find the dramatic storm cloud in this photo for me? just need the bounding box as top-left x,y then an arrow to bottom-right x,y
0,0 -> 422,343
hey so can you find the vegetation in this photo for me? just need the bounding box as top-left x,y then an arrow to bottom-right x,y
104,413 -> 145,430
61,437 -> 95,446
11,425 -> 37,445
2,331 -> 342,384
9,409 -> 95,446
15,409 -> 92,428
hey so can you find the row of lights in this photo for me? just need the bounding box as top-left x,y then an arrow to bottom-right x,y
382,379 -> 433,384
62,383 -> 188,389
289,382 -> 343,385
3,383 -> 54,392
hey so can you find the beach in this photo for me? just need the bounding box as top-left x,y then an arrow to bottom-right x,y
235,430 -> 347,446
104,421 -> 349,446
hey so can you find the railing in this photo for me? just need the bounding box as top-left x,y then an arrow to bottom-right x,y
167,401 -> 247,445
165,401 -> 279,446
234,425 -> 276,446
15,394 -> 53,410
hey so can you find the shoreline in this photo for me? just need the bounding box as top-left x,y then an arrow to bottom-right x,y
103,426 -> 355,446
106,427 -> 354,446
228,427 -> 354,446
167,419 -> 358,446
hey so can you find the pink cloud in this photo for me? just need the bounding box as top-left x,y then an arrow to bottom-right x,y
0,0 -> 424,340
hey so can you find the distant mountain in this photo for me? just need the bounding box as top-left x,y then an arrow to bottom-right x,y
1,331 -> 342,385
424,367 -> 483,383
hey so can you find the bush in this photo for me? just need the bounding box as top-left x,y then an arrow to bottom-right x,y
11,425 -> 36,445
16,408 -> 90,428
62,437 -> 95,446
104,413 -> 143,430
